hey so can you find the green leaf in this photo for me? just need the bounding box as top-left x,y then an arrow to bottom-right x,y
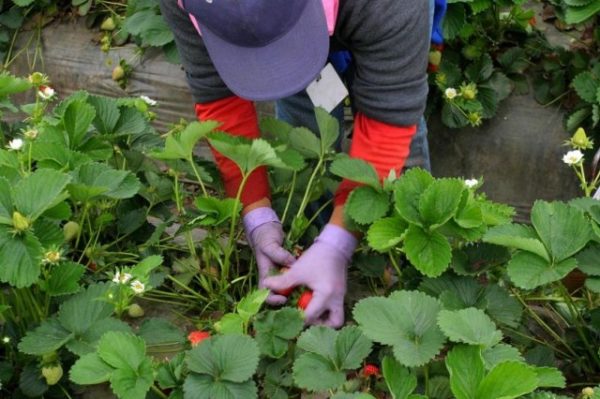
18,318 -> 73,355
69,163 -> 141,202
367,216 -> 407,252
131,255 -> 163,279
534,367 -> 566,388
585,277 -> 600,293
88,95 -> 121,135
110,357 -> 154,399
404,225 -> 452,277
345,186 -> 390,225
183,374 -> 257,399
315,107 -> 340,153
151,121 -> 218,160
186,334 -> 259,383
572,71 -> 599,103
0,73 -> 31,97
531,201 -> 592,262
483,284 -> 522,328
382,356 -> 417,399
419,179 -> 465,228
335,326 -> 373,370
353,291 -> 445,367
482,344 -> 524,370
13,169 -> 71,221
438,308 -> 502,347
394,168 -> 435,226
0,177 -> 13,224
483,224 -> 550,262
214,313 -> 245,335
58,283 -> 113,336
237,289 -> 269,323
69,352 -> 113,385
577,242 -> 600,276
507,252 -> 577,290
255,308 -> 304,358
288,127 -> 321,158
47,261 -> 85,296
297,326 -> 337,360
446,345 -> 485,399
195,196 -> 241,226
67,317 -> 131,356
97,331 -> 147,370
329,157 -> 380,189
293,352 -> 345,392
0,227 -> 43,288
138,318 -> 186,346
208,133 -> 288,174
565,1 -> 600,24
62,100 -> 96,148
475,362 -> 538,399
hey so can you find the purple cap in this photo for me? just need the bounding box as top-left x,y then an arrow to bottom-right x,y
181,0 -> 330,101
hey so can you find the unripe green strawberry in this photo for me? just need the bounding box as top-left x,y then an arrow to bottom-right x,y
41,364 -> 63,386
428,50 -> 442,66
112,65 -> 125,81
570,127 -> 594,149
127,303 -> 145,318
63,221 -> 80,242
12,211 -> 30,232
101,17 -> 116,31
462,45 -> 481,60
582,387 -> 595,398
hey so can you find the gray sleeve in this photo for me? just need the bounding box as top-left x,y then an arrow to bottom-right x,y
336,0 -> 430,126
158,0 -> 233,103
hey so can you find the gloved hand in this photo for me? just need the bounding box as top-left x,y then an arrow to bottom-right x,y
431,0 -> 447,45
263,224 -> 358,328
243,207 -> 296,305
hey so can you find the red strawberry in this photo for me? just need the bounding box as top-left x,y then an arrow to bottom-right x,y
362,364 -> 380,378
188,330 -> 210,346
297,290 -> 313,310
273,266 -> 294,296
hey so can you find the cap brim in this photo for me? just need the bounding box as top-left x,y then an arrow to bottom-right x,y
199,0 -> 329,101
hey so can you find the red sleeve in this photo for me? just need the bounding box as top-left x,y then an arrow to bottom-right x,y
334,112 -> 417,205
194,96 -> 270,207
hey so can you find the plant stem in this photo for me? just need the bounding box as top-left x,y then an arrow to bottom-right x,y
556,282 -> 600,370
423,364 -> 430,397
280,171 -> 297,226
151,385 -> 169,399
188,156 -> 208,197
510,287 -> 579,359
286,157 -> 324,242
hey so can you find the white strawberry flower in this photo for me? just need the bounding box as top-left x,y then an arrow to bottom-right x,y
37,85 -> 56,100
445,87 -> 458,100
562,150 -> 584,165
130,280 -> 145,294
140,95 -> 157,106
464,178 -> 479,188
7,138 -> 24,151
112,270 -> 132,284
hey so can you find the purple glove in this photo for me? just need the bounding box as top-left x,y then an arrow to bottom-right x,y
243,207 -> 296,305
263,224 -> 358,328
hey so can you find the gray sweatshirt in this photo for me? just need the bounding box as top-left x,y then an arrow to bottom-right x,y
158,0 -> 430,126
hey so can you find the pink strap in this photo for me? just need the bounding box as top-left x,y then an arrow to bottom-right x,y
181,0 -> 338,37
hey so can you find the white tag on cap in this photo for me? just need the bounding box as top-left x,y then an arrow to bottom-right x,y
306,63 -> 348,113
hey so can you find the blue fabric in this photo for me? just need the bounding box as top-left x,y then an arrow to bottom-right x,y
431,0 -> 447,45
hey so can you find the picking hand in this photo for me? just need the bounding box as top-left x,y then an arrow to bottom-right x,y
263,224 -> 357,328
243,207 -> 296,305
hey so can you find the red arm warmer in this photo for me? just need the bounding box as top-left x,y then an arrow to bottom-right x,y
334,112 -> 417,205
194,96 -> 270,207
